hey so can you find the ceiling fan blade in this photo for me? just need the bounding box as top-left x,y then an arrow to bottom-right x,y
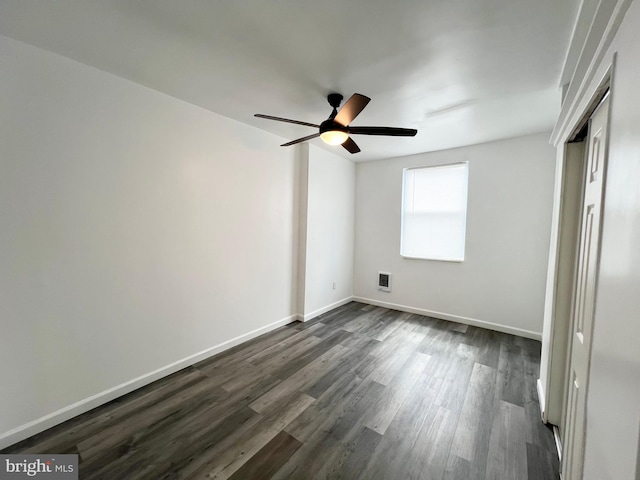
281,133 -> 321,147
349,126 -> 418,137
254,114 -> 319,128
342,137 -> 361,154
334,94 -> 371,126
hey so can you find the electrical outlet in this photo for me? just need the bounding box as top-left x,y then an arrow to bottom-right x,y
332,282 -> 336,290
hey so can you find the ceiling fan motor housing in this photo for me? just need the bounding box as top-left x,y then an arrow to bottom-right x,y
319,119 -> 349,145
319,119 -> 348,135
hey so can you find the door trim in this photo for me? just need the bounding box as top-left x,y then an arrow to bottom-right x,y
539,51 -> 615,426
561,93 -> 610,479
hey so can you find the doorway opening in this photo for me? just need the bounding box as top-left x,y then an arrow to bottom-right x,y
545,77 -> 611,480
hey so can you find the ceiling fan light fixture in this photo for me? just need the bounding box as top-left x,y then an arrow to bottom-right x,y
320,129 -> 349,145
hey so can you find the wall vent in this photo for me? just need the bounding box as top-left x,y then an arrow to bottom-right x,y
378,272 -> 391,292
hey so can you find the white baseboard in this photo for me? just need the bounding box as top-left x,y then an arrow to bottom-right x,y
0,314 -> 297,450
537,378 -> 547,422
353,296 -> 541,340
301,296 -> 353,322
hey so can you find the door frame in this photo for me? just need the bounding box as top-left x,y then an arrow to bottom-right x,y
561,91 -> 610,479
539,57 -> 615,469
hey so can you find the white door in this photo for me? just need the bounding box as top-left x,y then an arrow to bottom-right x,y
562,94 -> 609,480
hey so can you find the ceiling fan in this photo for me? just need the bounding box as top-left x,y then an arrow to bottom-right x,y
255,93 -> 418,154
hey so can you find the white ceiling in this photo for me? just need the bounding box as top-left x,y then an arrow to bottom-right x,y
0,0 -> 580,161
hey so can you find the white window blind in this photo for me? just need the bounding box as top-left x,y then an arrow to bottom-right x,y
401,162 -> 469,261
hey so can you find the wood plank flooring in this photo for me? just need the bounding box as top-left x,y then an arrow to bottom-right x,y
2,302 -> 559,479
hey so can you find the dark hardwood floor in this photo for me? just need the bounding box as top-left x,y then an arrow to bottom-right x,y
3,302 -> 559,479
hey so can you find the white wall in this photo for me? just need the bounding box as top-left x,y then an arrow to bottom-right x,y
541,0 -> 640,476
574,2 -> 640,477
540,0 -> 640,477
300,146 -> 355,319
0,36 -> 300,447
354,133 -> 556,338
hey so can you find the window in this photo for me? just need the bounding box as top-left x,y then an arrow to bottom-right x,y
401,162 -> 469,261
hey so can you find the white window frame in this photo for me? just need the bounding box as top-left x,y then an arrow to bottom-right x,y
400,162 -> 469,262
